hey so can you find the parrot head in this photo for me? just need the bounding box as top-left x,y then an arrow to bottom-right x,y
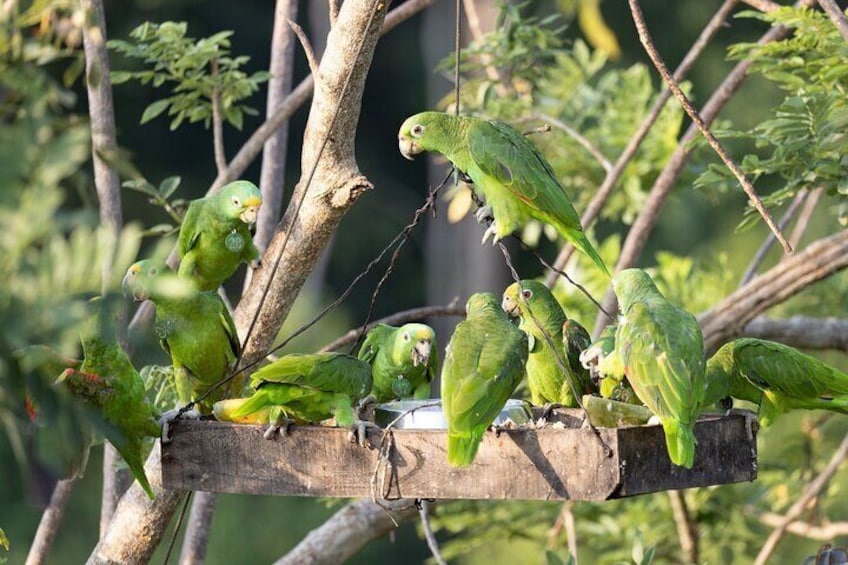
218,180 -> 262,225
611,268 -> 661,310
398,111 -> 458,160
395,323 -> 436,367
501,279 -> 549,318
122,259 -> 193,302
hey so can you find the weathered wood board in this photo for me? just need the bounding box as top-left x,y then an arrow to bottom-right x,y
160,410 -> 757,501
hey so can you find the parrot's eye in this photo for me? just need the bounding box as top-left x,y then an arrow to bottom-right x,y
149,267 -> 158,276
231,196 -> 241,207
402,333 -> 410,342
410,124 -> 425,138
521,289 -> 533,300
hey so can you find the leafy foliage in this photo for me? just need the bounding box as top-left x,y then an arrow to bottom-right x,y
109,21 -> 270,130
695,6 -> 848,229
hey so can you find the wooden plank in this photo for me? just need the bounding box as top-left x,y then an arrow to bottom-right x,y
161,411 -> 757,501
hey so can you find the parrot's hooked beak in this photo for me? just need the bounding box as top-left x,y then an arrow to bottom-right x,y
240,196 -> 262,225
398,136 -> 421,161
501,295 -> 520,317
411,339 -> 431,367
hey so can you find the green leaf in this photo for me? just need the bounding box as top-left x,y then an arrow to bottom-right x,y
158,176 -> 182,199
140,98 -> 171,124
122,180 -> 159,197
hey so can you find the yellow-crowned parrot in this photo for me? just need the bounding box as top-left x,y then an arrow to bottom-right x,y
357,323 -> 438,402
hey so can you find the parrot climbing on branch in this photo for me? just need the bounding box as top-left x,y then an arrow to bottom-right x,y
442,293 -> 528,467
398,111 -> 609,277
213,353 -> 372,440
501,280 -> 594,408
122,259 -> 242,413
704,337 -> 848,427
57,296 -> 161,498
612,268 -> 706,469
178,180 -> 262,291
357,323 -> 438,402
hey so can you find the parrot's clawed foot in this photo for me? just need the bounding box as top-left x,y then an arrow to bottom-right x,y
356,395 -> 377,422
159,407 -> 202,444
263,417 -> 294,440
646,415 -> 662,426
474,205 -> 494,225
348,420 -> 380,449
481,224 -> 500,245
536,403 -> 564,426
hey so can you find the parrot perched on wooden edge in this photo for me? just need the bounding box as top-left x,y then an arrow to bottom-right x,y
57,296 -> 161,498
441,293 -> 528,467
704,337 -> 848,427
357,323 -> 438,403
501,280 -> 594,409
579,324 -> 638,404
612,269 -> 706,469
213,352 -> 372,440
178,180 -> 262,291
398,111 -> 609,277
122,259 -> 242,413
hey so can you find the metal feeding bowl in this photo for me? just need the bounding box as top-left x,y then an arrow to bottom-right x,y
374,398 -> 533,430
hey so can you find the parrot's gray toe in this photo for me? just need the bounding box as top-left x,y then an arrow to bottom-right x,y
348,420 -> 379,449
158,407 -> 201,444
474,205 -> 494,224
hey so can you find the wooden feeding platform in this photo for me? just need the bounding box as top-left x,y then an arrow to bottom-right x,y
161,407 -> 758,501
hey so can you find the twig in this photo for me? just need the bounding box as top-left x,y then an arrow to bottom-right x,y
288,20 -> 318,75
320,303 -> 464,353
99,444 -> 131,536
547,501 -> 579,562
667,490 -> 699,564
593,16 -> 803,334
328,0 -> 339,27
817,0 -> 848,41
743,316 -> 848,352
699,230 -> 848,355
178,492 -> 216,565
752,510 -> 848,540
461,0 -> 507,96
740,189 -> 808,287
545,0 -> 739,287
210,57 -> 227,176
418,500 -> 447,565
25,478 -> 76,565
754,431 -> 848,565
741,0 -> 781,11
536,113 -> 612,173
786,186 -> 824,251
628,0 -> 792,254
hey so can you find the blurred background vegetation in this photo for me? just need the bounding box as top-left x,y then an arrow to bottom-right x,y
1,0 -> 846,563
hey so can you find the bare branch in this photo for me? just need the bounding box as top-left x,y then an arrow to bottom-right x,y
787,186 -> 824,250
628,0 -> 792,254
753,510 -> 848,540
545,0 -> 739,287
740,189 -> 808,287
418,500 -> 447,565
210,57 -> 227,176
320,304 -> 465,352
328,0 -> 339,27
817,0 -> 848,41
25,479 -> 76,565
100,445 -> 131,536
741,0 -> 782,11
754,431 -> 848,565
536,113 -> 612,173
699,230 -> 848,355
273,498 -> 419,565
178,492 -> 217,565
668,490 -> 699,564
288,20 -> 319,75
593,18 -> 801,334
743,316 -> 848,352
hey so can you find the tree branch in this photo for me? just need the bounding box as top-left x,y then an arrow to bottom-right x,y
752,510 -> 848,540
667,490 -> 698,564
786,186 -> 824,250
210,57 -> 228,176
699,230 -> 848,355
273,498 -> 419,565
536,113 -> 612,173
25,478 -> 76,565
593,16 -> 802,334
545,0 -> 739,287
628,0 -> 791,254
743,316 -> 848,352
817,0 -> 848,42
754,431 -> 848,565
288,20 -> 319,75
178,491 -> 217,565
99,445 -> 131,536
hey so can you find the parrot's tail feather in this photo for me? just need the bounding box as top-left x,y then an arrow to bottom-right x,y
663,420 -> 696,469
566,229 -> 610,278
225,394 -> 270,419
447,431 -> 484,468
125,457 -> 155,499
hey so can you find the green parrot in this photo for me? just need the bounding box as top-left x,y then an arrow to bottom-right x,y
398,112 -> 609,277
612,268 -> 706,469
56,296 -> 161,498
501,280 -> 594,408
122,259 -> 242,413
213,353 -> 373,440
704,337 -> 848,427
442,293 -> 528,467
357,323 -> 438,403
178,180 -> 262,291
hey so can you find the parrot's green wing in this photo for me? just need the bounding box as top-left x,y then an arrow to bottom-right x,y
563,318 -> 592,387
357,324 -> 393,364
178,199 -> 201,257
250,353 -> 372,400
